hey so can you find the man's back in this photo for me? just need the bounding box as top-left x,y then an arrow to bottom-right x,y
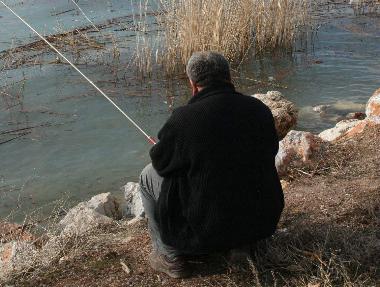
150,83 -> 284,253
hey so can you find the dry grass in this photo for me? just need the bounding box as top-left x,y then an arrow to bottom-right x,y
3,210 -> 378,286
2,127 -> 380,286
134,0 -> 311,76
249,210 -> 379,286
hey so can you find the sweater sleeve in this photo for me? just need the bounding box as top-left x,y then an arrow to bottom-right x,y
149,112 -> 186,177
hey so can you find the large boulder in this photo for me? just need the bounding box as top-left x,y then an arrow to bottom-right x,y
366,88 -> 380,123
319,119 -> 362,142
252,91 -> 298,140
59,193 -> 120,236
276,130 -> 323,176
123,182 -> 144,218
340,119 -> 377,140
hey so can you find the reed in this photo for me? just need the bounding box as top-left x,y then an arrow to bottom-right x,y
349,0 -> 380,15
140,0 -> 311,75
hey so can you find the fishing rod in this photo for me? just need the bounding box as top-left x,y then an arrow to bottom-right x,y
0,0 -> 157,145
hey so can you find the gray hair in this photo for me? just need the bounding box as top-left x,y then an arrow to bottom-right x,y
186,51 -> 231,87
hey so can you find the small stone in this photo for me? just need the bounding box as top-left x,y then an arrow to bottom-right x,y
280,180 -> 290,189
127,216 -> 144,226
120,259 -> 131,274
276,130 -> 323,176
344,112 -> 366,121
312,104 -> 330,113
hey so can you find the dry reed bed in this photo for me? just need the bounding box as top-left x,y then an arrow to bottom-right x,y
349,0 -> 380,15
135,0 -> 311,75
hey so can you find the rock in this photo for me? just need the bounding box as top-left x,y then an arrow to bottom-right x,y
0,221 -> 35,243
319,119 -> 362,142
313,104 -> 331,114
276,130 -> 323,176
86,192 -> 122,220
280,180 -> 290,190
322,89 -> 380,141
252,91 -> 298,140
335,88 -> 380,140
0,221 -> 39,279
60,204 -> 114,236
39,234 -> 80,267
366,88 -> 380,123
0,241 -> 38,279
127,217 -> 144,226
59,193 -> 120,236
120,260 -> 131,275
343,112 -> 366,121
340,119 -> 376,140
312,101 -> 366,123
123,182 -> 144,218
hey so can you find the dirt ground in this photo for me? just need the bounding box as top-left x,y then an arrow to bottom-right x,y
5,126 -> 380,287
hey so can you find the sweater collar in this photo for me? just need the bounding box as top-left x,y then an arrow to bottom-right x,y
188,82 -> 236,105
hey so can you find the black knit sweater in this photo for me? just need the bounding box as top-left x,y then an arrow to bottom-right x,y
150,83 -> 284,253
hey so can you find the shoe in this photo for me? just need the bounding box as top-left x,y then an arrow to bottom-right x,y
148,251 -> 190,279
228,244 -> 253,264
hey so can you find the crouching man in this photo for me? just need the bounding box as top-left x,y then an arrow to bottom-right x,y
139,51 -> 284,278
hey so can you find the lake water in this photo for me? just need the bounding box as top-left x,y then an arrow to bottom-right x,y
1,0 -> 379,221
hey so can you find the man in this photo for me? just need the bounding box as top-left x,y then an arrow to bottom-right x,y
139,51 -> 284,278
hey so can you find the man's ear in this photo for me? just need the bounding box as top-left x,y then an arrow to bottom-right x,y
190,79 -> 199,96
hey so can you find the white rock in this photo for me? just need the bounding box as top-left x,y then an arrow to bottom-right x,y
60,205 -> 114,236
39,236 -> 65,266
123,182 -> 144,218
59,202 -> 114,236
319,119 -> 362,142
366,88 -> 380,123
58,192 -> 121,236
0,241 -> 38,279
86,192 -> 122,220
252,91 -> 298,140
276,130 -> 323,176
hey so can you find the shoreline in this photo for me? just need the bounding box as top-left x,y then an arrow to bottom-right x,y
1,87 -> 380,286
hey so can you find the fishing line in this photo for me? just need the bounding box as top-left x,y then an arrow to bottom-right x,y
0,0 -> 156,145
70,0 -> 100,32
